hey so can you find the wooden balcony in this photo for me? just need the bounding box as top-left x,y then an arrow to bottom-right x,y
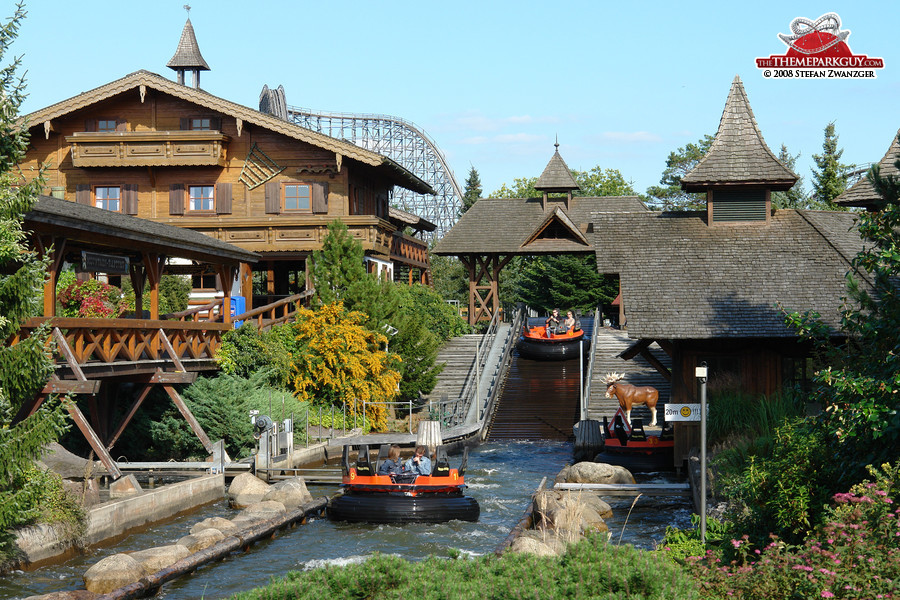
65,130 -> 229,167
391,233 -> 430,269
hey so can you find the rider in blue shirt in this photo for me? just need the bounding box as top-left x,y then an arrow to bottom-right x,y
403,445 -> 432,475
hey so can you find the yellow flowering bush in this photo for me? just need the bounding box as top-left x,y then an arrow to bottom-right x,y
289,302 -> 400,432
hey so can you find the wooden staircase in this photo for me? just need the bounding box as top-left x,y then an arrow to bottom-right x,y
425,334 -> 482,404
587,328 -> 671,425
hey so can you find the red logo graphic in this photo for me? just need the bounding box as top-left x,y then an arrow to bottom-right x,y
756,13 -> 884,79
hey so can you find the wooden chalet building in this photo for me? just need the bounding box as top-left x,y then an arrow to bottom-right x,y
18,18 -> 435,310
591,76 -> 870,405
433,144 -> 648,323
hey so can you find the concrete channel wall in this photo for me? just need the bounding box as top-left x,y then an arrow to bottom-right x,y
16,473 -> 224,566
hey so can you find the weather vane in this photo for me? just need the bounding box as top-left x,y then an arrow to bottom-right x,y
184,4 -> 191,16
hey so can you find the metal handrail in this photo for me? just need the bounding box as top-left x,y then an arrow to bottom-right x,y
581,306 -> 603,421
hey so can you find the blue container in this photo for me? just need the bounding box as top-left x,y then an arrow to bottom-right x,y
230,296 -> 245,328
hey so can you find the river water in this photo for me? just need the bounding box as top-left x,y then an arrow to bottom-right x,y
3,441 -> 692,599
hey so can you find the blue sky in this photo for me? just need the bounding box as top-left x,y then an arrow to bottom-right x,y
12,1 -> 899,202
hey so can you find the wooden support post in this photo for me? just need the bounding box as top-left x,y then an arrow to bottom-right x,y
240,262 -> 253,311
35,235 -> 66,317
143,252 -> 163,320
130,262 -> 147,317
67,402 -> 122,479
106,383 -> 153,452
461,254 -> 511,325
163,384 -> 213,454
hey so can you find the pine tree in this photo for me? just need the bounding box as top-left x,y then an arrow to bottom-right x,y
646,134 -> 714,211
0,4 -> 71,553
772,144 -> 816,209
309,219 -> 366,306
460,166 -> 482,215
811,122 -> 852,208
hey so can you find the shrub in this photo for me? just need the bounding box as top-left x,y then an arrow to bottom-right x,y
230,534 -> 700,600
57,278 -> 125,318
683,463 -> 900,599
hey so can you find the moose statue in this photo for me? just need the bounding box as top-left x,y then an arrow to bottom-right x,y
602,372 -> 659,427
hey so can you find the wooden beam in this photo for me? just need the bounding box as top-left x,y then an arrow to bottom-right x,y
67,402 -> 122,479
150,371 -> 198,384
163,384 -> 213,453
159,329 -> 186,372
619,339 -> 652,361
106,384 -> 153,452
640,348 -> 672,382
42,379 -> 101,395
53,327 -> 87,381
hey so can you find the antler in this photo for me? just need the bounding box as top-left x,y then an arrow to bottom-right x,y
601,372 -> 625,385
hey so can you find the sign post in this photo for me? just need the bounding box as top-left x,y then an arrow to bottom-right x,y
695,362 -> 709,543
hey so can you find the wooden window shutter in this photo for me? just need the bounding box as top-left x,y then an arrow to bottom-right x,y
216,183 -> 232,214
75,184 -> 91,205
84,120 -> 98,132
115,119 -> 127,132
123,184 -> 139,214
169,184 -> 185,215
312,182 -> 329,214
180,118 -> 190,130
264,181 -> 280,214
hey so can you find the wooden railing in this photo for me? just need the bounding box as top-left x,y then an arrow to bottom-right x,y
168,298 -> 225,322
233,290 -> 314,331
390,234 -> 429,268
13,317 -> 231,366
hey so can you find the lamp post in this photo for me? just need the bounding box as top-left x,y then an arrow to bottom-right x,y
695,361 -> 708,544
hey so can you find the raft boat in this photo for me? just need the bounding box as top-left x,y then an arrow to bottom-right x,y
594,408 -> 675,472
516,323 -> 586,361
327,444 -> 480,524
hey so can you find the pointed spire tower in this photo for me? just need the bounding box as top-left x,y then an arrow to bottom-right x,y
682,76 -> 797,224
167,6 -> 210,89
535,140 -> 580,210
835,128 -> 900,211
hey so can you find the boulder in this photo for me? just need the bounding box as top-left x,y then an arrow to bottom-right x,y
39,443 -> 103,479
83,553 -> 143,594
565,461 -> 634,484
108,474 -> 142,499
190,516 -> 239,537
547,502 -> 608,535
176,528 -> 225,553
509,532 -> 560,557
236,500 -> 287,521
262,477 -> 312,509
62,478 -> 101,509
128,545 -> 191,576
227,473 -> 270,508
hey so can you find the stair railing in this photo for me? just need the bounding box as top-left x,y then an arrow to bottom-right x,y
581,306 -> 603,421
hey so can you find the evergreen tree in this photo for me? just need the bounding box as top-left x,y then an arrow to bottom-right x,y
0,4 -> 71,553
771,144 -> 818,209
309,219 -> 366,306
646,134 -> 714,211
460,165 -> 482,215
811,122 -> 852,208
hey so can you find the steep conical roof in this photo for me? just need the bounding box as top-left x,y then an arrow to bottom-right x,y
535,143 -> 580,192
167,18 -> 210,71
836,128 -> 900,209
681,76 -> 797,191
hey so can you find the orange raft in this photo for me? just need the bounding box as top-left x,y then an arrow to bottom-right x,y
327,444 -> 480,524
516,324 -> 586,361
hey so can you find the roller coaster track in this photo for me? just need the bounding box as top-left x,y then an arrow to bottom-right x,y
286,106 -> 462,239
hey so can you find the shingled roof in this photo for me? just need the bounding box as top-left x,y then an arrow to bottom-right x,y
21,71 -> 434,196
433,196 -> 647,255
590,209 -> 866,339
25,196 -> 258,265
835,129 -> 900,209
166,18 -> 210,71
535,145 -> 580,192
681,76 -> 798,191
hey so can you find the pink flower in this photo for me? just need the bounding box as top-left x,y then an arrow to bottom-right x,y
731,539 -> 742,549
821,592 -> 834,598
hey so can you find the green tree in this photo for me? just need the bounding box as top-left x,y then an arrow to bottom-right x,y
646,134 -> 714,211
811,122 -> 852,208
0,3 -> 72,556
771,144 -> 818,210
309,219 -> 366,306
785,134 -> 900,485
460,165 -> 482,214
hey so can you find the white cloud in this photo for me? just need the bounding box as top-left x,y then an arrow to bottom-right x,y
460,133 -> 544,145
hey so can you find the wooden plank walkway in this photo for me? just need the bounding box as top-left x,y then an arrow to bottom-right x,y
424,334 -> 482,404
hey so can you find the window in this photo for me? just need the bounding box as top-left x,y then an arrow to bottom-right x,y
97,120 -> 118,132
190,118 -> 212,130
192,273 -> 218,291
188,185 -> 215,212
284,183 -> 311,211
95,186 -> 121,211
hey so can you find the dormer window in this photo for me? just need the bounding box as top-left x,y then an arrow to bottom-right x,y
181,116 -> 221,131
97,120 -> 118,133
